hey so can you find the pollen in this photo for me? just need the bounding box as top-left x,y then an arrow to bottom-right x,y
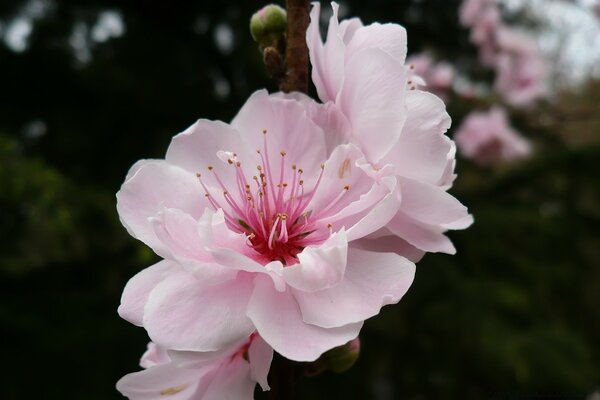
160,384 -> 189,396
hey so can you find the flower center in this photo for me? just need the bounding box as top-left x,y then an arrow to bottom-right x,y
197,130 -> 347,265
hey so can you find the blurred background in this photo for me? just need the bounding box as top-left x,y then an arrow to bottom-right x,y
0,0 -> 599,398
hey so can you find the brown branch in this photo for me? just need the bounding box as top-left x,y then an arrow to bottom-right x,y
280,0 -> 310,93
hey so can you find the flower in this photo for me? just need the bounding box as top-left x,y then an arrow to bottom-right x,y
455,107 -> 532,165
406,53 -> 455,100
307,2 -> 472,258
116,333 -> 272,399
117,90 -> 416,362
494,27 -> 547,106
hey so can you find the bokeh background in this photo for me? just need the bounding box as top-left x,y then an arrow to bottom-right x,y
1,0 -> 599,398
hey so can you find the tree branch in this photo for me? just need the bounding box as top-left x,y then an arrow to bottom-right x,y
281,0 -> 310,93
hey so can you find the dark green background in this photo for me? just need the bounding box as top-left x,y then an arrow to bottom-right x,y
1,0 -> 598,398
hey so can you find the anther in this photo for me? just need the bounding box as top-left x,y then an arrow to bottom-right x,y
344,185 -> 350,191
262,129 -> 267,134
196,172 -> 201,177
208,166 -> 213,171
280,150 -> 286,156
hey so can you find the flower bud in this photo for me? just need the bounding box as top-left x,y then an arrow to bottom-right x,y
250,4 -> 287,49
304,338 -> 361,376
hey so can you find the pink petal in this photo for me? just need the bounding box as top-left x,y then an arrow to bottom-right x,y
341,176 -> 400,242
247,275 -> 362,362
116,161 -> 207,258
307,2 -> 346,103
118,260 -> 179,327
167,339 -> 245,369
398,177 -> 472,227
150,208 -> 208,263
346,22 -> 407,64
165,119 -> 250,176
248,335 -> 273,391
338,17 -> 363,44
231,90 -> 328,185
294,248 -> 415,328
351,232 -> 426,263
338,48 -> 407,163
386,211 -> 457,254
281,230 -> 348,292
380,90 -> 453,185
202,357 -> 255,400
143,271 -> 255,352
116,363 -> 203,400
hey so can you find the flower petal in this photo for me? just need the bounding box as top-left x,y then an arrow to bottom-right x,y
386,211 -> 457,254
165,119 -> 250,176
231,90 -> 328,185
247,275 -> 362,362
116,161 -> 207,258
338,48 -> 407,163
116,363 -> 202,400
281,230 -> 348,292
346,22 -> 407,64
202,357 -> 255,400
118,260 -> 179,327
248,335 -> 273,391
293,248 -> 415,328
307,2 -> 346,103
398,177 -> 472,227
144,271 -> 255,352
351,231 -> 426,263
380,90 -> 453,185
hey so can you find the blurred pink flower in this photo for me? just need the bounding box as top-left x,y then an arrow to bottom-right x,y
459,0 -> 496,27
117,334 -> 272,399
406,53 -> 455,100
307,2 -> 473,258
455,107 -> 532,165
494,28 -> 547,106
117,90 -> 415,362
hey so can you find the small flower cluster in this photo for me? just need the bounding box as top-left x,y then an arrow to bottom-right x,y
459,0 -> 547,106
115,2 -> 472,398
455,107 -> 531,166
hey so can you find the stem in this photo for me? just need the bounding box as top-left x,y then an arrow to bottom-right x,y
281,0 -> 310,93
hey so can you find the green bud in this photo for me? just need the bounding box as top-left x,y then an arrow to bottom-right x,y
304,338 -> 361,376
250,4 -> 287,48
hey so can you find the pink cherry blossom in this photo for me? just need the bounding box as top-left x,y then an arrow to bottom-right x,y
117,333 -> 272,399
459,0 -> 496,27
494,27 -> 547,106
406,53 -> 455,100
117,90 -> 416,361
455,107 -> 532,166
307,2 -> 473,258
